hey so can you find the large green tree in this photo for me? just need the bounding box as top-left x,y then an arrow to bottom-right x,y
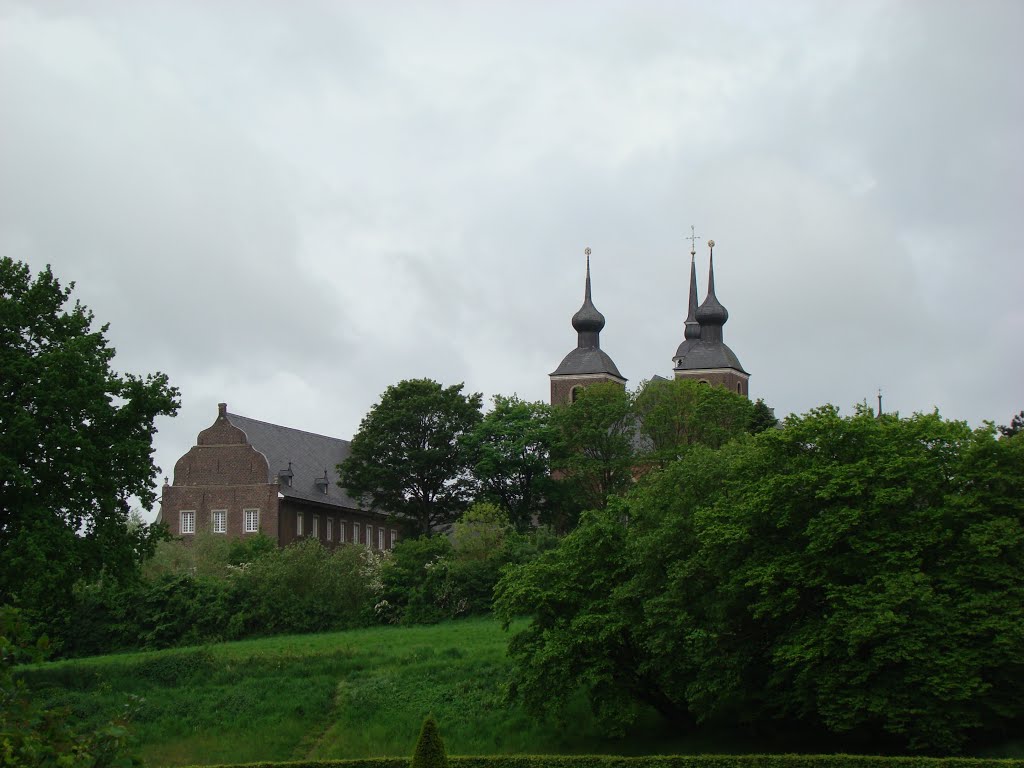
496,405 -> 1024,753
0,258 -> 179,619
339,378 -> 483,535
463,396 -> 555,531
633,377 -> 755,463
548,381 -> 634,515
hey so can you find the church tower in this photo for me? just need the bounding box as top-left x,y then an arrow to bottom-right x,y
549,248 -> 626,405
673,239 -> 750,397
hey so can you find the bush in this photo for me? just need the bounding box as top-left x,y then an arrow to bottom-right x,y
410,716 -> 448,768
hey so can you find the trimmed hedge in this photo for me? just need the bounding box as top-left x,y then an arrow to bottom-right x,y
190,755 -> 1024,768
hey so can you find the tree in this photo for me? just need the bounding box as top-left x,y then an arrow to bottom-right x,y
549,381 -> 635,515
999,409 -> 1023,438
497,405 -> 1024,753
463,396 -> 555,531
0,258 -> 179,621
633,377 -> 754,463
339,378 -> 483,535
748,397 -> 778,434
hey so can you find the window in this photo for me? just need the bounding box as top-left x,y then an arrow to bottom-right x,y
180,510 -> 195,535
326,518 -> 333,542
297,512 -> 304,537
377,527 -> 385,550
339,521 -> 347,543
244,508 -> 259,533
570,385 -> 582,403
737,382 -> 742,393
367,524 -> 374,548
312,515 -> 320,538
390,529 -> 398,550
212,509 -> 227,534
353,522 -> 360,545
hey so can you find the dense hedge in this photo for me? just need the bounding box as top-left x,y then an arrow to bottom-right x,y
191,755 -> 1024,768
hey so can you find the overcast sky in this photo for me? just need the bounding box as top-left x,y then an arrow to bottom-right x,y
2,1 -> 1021,520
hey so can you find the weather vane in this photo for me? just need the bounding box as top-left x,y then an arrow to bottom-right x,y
686,225 -> 701,258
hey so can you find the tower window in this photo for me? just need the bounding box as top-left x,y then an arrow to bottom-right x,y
737,383 -> 742,393
570,385 -> 582,402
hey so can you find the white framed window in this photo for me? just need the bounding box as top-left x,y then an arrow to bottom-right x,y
180,510 -> 195,535
377,527 -> 385,550
390,529 -> 398,550
366,524 -> 374,548
297,512 -> 304,537
326,518 -> 333,542
312,515 -> 319,538
244,508 -> 259,533
353,522 -> 360,545
212,509 -> 227,534
339,521 -> 347,543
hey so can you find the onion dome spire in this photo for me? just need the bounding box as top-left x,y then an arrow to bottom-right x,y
550,247 -> 625,382
695,239 -> 729,342
571,247 -> 606,347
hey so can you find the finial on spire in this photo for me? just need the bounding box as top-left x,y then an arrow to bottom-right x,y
686,226 -> 701,260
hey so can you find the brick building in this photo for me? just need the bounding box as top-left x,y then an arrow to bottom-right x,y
158,403 -> 397,550
550,239 -> 749,405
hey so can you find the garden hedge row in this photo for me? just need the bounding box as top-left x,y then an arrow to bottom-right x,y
192,755 -> 1024,768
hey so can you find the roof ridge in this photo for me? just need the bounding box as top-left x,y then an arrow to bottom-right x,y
226,412 -> 351,444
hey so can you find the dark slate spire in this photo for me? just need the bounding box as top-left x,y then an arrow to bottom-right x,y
550,248 -> 625,380
571,249 -> 606,347
695,239 -> 729,342
684,251 -> 701,340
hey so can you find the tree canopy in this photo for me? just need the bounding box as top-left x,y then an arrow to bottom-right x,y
339,378 -> 482,535
0,258 -> 179,618
463,396 -> 555,531
495,405 -> 1024,753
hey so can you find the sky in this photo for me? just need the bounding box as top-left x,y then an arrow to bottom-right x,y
1,1 -> 1022,521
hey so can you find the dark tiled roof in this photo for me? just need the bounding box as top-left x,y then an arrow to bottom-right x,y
550,347 -> 626,379
226,412 -> 361,510
673,340 -> 748,374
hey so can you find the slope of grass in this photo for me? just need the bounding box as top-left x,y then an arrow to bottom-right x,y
23,618 -> 645,767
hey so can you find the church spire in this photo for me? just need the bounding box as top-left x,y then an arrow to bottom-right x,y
571,247 -> 606,348
695,239 -> 729,342
684,241 -> 701,342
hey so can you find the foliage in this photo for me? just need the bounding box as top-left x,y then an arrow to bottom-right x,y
747,398 -> 778,434
999,410 -> 1024,438
376,506 -> 554,626
340,379 -> 483,535
634,378 -> 754,463
0,606 -> 142,767
549,382 -> 635,516
464,396 -> 556,531
0,258 -> 179,620
497,406 -> 1024,754
410,716 -> 448,768
154,758 -> 1024,768
58,538 -> 379,656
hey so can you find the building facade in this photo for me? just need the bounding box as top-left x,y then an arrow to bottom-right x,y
159,403 -> 397,550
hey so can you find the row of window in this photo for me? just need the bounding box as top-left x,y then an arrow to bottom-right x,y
180,508 -> 259,535
296,513 -> 395,550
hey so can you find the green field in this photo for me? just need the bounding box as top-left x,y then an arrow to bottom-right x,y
22,618 -> 723,767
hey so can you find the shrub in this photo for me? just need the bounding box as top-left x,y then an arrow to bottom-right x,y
410,716 -> 448,768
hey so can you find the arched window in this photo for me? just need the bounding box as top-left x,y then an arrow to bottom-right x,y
698,379 -> 709,385
737,382 -> 742,393
570,385 -> 582,402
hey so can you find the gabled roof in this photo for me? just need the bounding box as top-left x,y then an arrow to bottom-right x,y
226,412 -> 361,510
